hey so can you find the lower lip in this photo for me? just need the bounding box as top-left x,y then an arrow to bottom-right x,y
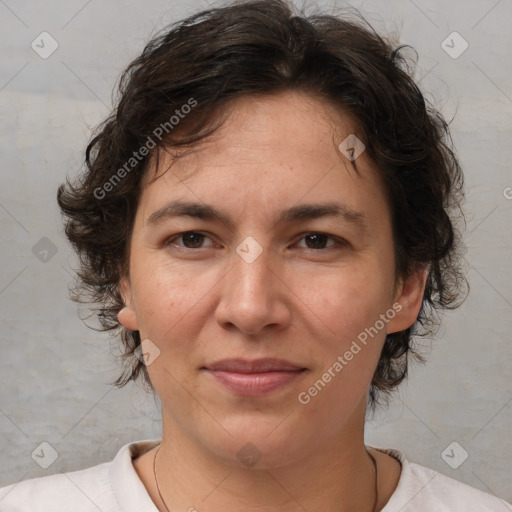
205,370 -> 305,396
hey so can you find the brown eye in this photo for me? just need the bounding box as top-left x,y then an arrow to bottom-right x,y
296,233 -> 338,250
167,231 -> 213,249
181,232 -> 205,248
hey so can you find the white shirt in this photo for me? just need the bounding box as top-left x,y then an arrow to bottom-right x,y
0,439 -> 510,511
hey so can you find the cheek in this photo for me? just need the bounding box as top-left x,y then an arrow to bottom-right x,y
129,259 -> 221,387
130,255 -> 213,335
296,273 -> 387,419
296,262 -> 391,341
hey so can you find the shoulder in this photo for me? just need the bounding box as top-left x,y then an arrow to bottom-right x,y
0,439 -> 161,512
379,448 -> 512,512
0,460 -> 112,512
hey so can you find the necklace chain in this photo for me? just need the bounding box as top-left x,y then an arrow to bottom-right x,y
153,443 -> 378,512
154,444 -> 171,512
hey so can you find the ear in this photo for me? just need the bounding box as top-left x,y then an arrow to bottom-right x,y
386,265 -> 428,334
117,275 -> 139,331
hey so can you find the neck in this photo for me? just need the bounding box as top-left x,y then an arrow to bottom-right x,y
150,408 -> 379,512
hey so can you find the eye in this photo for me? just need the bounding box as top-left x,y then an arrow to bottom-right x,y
164,231 -> 345,251
294,232 -> 343,250
166,231 -> 215,249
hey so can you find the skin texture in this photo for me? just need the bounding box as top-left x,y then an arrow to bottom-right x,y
119,91 -> 427,511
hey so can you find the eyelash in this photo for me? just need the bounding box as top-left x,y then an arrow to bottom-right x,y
164,231 -> 346,251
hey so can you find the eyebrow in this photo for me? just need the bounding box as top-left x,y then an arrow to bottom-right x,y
146,200 -> 369,231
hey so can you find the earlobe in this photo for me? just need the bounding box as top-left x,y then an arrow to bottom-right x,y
117,306 -> 139,331
387,266 -> 428,334
117,276 -> 139,331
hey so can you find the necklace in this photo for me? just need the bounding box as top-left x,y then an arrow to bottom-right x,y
368,449 -> 379,512
153,443 -> 170,512
153,443 -> 379,512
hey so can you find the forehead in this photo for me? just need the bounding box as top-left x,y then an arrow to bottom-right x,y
139,91 -> 389,228
148,91 -> 362,176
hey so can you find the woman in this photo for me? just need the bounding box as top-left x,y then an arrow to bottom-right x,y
1,0 -> 509,510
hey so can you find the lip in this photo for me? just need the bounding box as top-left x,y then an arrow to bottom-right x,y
203,358 -> 307,396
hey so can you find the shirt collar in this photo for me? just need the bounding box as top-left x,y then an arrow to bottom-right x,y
109,438 -> 161,512
109,440 -> 411,512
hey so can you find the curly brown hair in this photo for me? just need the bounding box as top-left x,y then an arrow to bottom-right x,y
57,0 -> 466,408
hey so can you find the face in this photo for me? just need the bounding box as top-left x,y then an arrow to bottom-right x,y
118,91 -> 425,468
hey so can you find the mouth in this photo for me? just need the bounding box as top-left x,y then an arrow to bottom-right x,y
202,358 -> 308,396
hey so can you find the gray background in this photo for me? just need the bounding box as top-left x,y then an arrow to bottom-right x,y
1,0 -> 511,504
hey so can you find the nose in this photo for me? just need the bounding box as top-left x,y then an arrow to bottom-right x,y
214,244 -> 292,336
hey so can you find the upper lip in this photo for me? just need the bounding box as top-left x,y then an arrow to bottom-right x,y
204,358 -> 306,373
